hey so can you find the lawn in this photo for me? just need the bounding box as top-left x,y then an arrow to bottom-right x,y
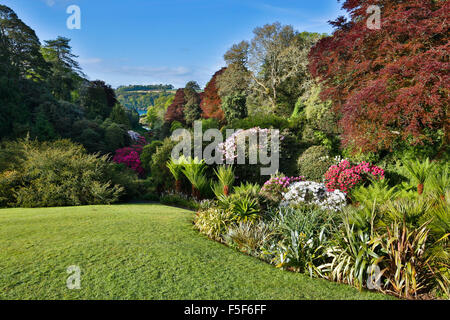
0,204 -> 391,300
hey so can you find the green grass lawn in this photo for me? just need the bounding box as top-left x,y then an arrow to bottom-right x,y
0,204 -> 392,300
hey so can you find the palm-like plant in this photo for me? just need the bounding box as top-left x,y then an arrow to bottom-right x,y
166,155 -> 186,193
181,157 -> 208,199
427,166 -> 449,201
214,165 -> 235,196
402,158 -> 435,195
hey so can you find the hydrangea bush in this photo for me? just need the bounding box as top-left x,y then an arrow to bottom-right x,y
281,181 -> 347,212
324,160 -> 384,194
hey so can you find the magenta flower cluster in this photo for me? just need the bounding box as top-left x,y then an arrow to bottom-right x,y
324,160 -> 384,194
112,135 -> 147,176
260,175 -> 304,203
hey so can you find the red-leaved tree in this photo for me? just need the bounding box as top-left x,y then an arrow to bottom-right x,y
164,88 -> 186,124
309,0 -> 449,154
200,68 -> 226,120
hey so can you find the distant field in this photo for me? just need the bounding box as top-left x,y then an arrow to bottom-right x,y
0,204 -> 391,300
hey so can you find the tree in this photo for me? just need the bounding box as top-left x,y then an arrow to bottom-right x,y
223,23 -> 322,114
165,88 -> 186,124
80,80 -> 117,120
0,5 -> 49,80
183,81 -> 202,126
200,68 -> 226,120
309,0 -> 449,155
41,37 -> 84,100
109,104 -> 131,128
222,93 -> 247,122
216,63 -> 250,98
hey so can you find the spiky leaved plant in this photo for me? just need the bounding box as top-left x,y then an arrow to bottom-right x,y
402,158 -> 435,195
214,165 -> 235,196
181,157 -> 208,200
166,155 -> 186,193
427,166 -> 449,201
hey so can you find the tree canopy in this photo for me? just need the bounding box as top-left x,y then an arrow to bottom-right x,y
309,0 -> 449,155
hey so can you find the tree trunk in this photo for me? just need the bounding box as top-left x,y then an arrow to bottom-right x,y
175,180 -> 182,193
192,186 -> 200,200
417,184 -> 424,195
223,185 -> 229,196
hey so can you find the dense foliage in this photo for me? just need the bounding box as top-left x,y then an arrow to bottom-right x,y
309,0 -> 449,156
200,68 -> 226,121
0,139 -> 135,207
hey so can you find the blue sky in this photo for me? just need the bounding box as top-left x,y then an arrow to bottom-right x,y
3,0 -> 345,88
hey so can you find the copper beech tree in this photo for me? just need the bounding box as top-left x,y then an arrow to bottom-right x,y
164,88 -> 186,124
200,68 -> 226,121
309,0 -> 449,154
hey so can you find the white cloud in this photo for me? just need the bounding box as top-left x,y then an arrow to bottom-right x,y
44,0 -> 56,7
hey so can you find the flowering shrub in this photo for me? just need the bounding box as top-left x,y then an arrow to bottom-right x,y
324,160 -> 384,194
281,181 -> 347,212
218,127 -> 283,163
113,133 -> 148,176
113,147 -> 144,176
260,175 -> 304,204
128,130 -> 147,146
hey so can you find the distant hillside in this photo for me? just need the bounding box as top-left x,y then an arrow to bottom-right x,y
116,84 -> 175,92
116,84 -> 176,113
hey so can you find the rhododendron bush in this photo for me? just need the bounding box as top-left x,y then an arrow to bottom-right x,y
324,160 -> 384,194
113,134 -> 147,176
218,127 -> 282,163
217,127 -> 283,184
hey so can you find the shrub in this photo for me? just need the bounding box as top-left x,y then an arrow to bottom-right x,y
0,170 -> 21,207
297,146 -> 334,181
232,182 -> 261,199
324,160 -> 384,194
321,214 -> 380,290
266,207 -> 339,276
140,140 -> 163,173
217,186 -> 262,224
3,139 -> 126,207
227,114 -> 290,131
194,208 -> 233,241
260,174 -> 304,204
103,122 -> 131,153
282,181 -> 347,212
218,127 -> 282,184
113,146 -> 145,176
150,138 -> 176,191
372,220 -> 435,299
224,221 -> 273,257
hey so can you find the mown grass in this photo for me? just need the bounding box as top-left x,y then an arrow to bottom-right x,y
0,204 -> 392,300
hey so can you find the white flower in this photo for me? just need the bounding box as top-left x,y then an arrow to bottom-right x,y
281,181 -> 347,212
